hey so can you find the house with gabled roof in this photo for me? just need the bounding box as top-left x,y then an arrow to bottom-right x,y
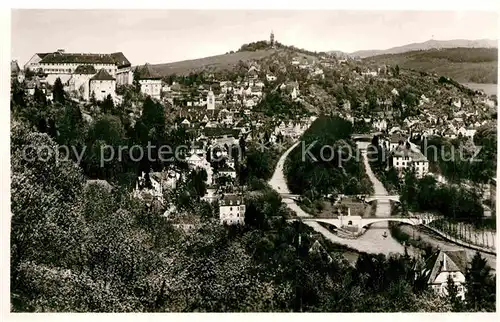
422,250 -> 468,300
89,68 -> 116,101
24,53 -> 50,72
135,63 -> 162,99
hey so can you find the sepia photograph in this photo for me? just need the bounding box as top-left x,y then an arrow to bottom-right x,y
7,4 -> 498,314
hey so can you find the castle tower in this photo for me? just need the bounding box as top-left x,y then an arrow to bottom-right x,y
270,30 -> 275,47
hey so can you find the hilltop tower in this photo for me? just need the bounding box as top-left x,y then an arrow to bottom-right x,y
270,30 -> 275,47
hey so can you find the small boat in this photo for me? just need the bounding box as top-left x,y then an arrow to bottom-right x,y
382,231 -> 388,238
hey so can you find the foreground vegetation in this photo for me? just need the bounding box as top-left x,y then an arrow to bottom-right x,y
11,120 -> 459,312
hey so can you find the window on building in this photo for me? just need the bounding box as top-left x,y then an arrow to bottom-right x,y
230,207 -> 233,211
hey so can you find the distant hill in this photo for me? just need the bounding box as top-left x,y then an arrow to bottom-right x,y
349,39 -> 497,58
327,50 -> 353,60
139,49 -> 279,77
137,39 -> 327,77
365,47 -> 498,84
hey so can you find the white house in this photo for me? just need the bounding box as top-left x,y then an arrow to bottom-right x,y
219,194 -> 246,225
111,52 -> 133,86
218,165 -> 237,180
202,186 -> 219,203
180,118 -> 191,127
24,53 -> 49,72
373,119 -> 388,131
89,69 -> 116,101
391,145 -> 429,178
244,98 -> 256,108
206,88 -> 216,110
423,250 -> 467,300
343,100 -> 351,110
135,63 -> 162,99
313,68 -> 325,78
452,98 -> 462,109
361,70 -> 378,77
34,49 -> 131,86
266,74 -> 277,82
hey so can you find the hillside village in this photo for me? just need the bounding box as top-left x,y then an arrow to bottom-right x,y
9,10 -> 500,311
10,32 -> 498,229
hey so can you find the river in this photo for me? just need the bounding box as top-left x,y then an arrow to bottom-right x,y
270,140 -> 496,265
461,83 -> 497,96
269,141 -> 405,256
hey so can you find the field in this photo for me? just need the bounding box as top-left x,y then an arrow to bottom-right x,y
365,47 -> 498,84
144,49 -> 279,76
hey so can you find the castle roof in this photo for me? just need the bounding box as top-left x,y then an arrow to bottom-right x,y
74,65 -> 97,74
90,68 -> 115,81
135,63 -> 162,80
40,52 -> 116,65
110,52 -> 131,68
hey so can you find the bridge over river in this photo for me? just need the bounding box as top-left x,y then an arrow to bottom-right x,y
269,141 -> 408,255
295,214 -> 438,232
269,132 -> 496,268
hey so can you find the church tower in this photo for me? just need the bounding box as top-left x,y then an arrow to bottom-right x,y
207,87 -> 215,110
270,30 -> 275,47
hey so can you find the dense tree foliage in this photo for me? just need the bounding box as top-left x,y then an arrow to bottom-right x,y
11,123 -> 457,312
254,91 -> 308,117
52,77 -> 65,104
419,135 -> 495,184
464,252 -> 496,311
399,171 -> 484,224
285,116 -> 373,199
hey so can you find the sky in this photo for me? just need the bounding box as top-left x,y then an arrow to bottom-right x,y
11,10 -> 498,66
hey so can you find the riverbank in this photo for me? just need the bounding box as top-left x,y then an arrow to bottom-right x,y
394,224 -> 496,271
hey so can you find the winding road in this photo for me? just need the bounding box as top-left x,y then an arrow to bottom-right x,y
269,141 -> 405,255
270,140 -> 496,265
